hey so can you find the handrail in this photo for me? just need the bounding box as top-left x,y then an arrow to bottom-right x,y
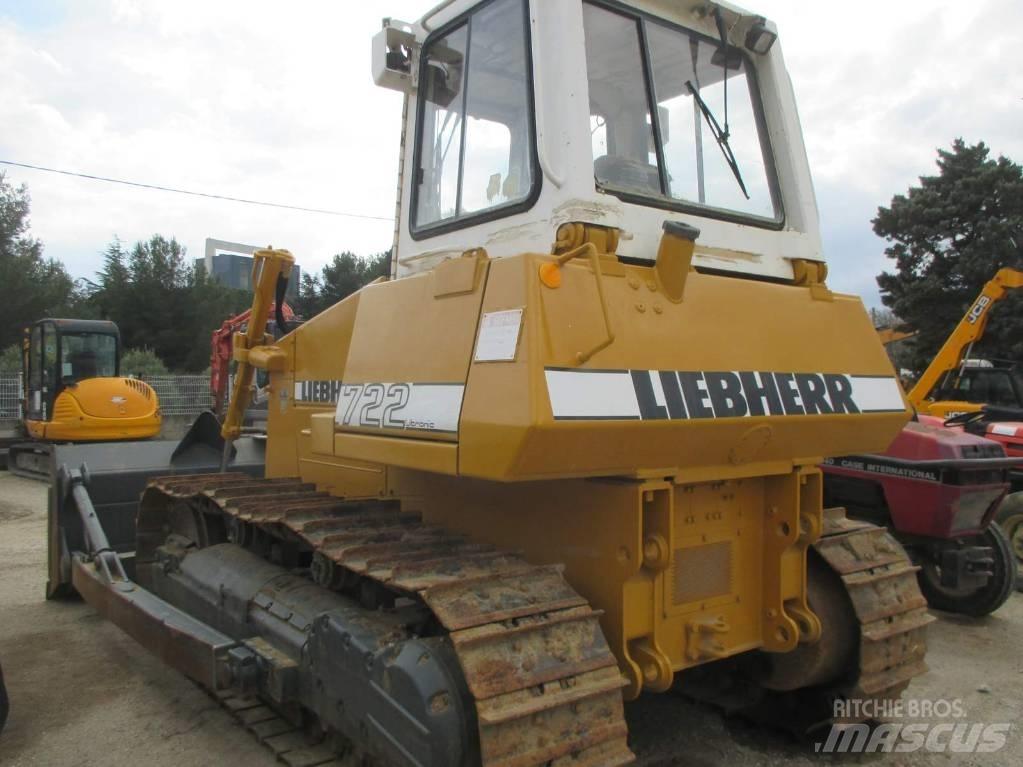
555,243 -> 615,364
421,0 -> 460,31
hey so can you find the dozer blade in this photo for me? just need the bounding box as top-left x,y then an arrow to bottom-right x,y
46,414 -> 266,599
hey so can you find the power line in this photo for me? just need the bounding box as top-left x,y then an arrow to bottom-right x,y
0,159 -> 393,222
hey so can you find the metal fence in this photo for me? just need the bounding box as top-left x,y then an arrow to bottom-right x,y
0,372 -> 215,422
144,375 -> 215,416
0,373 -> 21,423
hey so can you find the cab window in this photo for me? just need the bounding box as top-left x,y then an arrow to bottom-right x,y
61,333 -> 117,381
944,369 -> 1021,407
582,1 -> 780,224
413,0 -> 536,234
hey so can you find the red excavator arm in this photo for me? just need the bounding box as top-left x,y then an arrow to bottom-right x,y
210,302 -> 295,417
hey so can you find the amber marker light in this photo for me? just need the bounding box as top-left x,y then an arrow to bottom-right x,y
539,262 -> 562,289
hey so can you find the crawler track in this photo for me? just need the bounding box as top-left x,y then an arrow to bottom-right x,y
7,442 -> 52,481
137,476 -> 931,764
138,474 -> 634,767
814,508 -> 933,704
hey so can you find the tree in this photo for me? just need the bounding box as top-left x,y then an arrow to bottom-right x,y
0,172 -> 79,349
875,140 -> 1023,373
121,347 -> 170,377
295,251 -> 391,318
0,344 -> 20,372
869,307 -> 899,330
87,235 -> 250,371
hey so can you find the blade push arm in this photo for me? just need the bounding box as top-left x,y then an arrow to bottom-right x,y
210,302 -> 295,418
907,267 -> 1023,407
220,249 -> 295,446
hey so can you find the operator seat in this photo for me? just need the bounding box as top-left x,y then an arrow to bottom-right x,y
71,351 -> 98,380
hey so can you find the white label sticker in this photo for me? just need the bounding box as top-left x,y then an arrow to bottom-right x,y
475,308 -> 523,362
335,382 -> 464,434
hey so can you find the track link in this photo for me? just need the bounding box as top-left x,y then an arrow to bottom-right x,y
140,473 -> 634,767
214,690 -> 346,767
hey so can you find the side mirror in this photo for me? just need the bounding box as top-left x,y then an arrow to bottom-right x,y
420,57 -> 463,109
372,19 -> 419,93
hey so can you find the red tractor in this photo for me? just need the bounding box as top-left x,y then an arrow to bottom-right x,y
921,406 -> 1023,591
822,419 -> 1018,616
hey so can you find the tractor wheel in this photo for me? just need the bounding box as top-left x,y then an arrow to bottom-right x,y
994,491 -> 1023,593
918,524 -> 1017,617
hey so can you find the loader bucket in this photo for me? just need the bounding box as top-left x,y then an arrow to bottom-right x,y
45,421 -> 265,599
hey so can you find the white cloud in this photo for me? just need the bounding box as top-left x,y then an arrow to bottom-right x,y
0,0 -> 428,279
757,0 -> 1023,304
1,0 -> 1021,308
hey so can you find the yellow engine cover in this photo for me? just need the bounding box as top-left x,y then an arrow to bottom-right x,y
26,377 -> 161,442
271,250 -> 909,484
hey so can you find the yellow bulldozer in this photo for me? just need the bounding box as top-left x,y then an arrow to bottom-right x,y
47,1 -> 933,764
3,318 -> 161,478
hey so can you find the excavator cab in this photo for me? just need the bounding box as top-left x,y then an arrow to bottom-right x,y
24,320 -> 119,423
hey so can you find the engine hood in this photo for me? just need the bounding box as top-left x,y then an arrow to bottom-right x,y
66,377 -> 158,419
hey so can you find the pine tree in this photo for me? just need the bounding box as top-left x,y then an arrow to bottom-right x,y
875,140 -> 1023,372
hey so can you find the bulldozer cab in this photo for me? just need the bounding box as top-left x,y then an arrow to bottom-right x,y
375,0 -> 815,281
23,319 -> 120,423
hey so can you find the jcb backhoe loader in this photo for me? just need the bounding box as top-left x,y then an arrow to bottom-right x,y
907,267 -> 1023,418
49,2 -> 933,764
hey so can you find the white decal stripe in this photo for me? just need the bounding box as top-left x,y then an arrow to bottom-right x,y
545,369 -> 641,419
849,376 -> 905,412
544,369 -> 904,420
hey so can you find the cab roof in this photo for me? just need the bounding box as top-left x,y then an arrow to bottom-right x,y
28,319 -> 120,336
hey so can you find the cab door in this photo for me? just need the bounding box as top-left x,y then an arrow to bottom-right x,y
25,322 -> 60,423
25,323 -> 44,422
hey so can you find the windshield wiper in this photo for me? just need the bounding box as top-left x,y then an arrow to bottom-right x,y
685,80 -> 749,200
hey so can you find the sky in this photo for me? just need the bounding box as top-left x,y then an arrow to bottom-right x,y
1,0 -> 1021,307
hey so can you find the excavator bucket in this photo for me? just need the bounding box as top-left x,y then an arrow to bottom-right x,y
45,417 -> 265,599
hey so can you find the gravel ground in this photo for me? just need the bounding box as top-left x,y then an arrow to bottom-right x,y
0,471 -> 1020,766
